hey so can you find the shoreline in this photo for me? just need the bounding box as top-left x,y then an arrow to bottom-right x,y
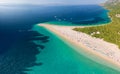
45,20 -> 111,27
39,24 -> 120,72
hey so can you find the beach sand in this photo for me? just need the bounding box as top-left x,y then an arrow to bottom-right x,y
39,24 -> 120,72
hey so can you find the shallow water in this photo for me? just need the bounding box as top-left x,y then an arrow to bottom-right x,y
26,25 -> 120,74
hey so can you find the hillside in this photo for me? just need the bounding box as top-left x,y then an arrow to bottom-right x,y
104,0 -> 120,8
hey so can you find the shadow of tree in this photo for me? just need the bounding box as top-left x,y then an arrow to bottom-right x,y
0,30 -> 49,74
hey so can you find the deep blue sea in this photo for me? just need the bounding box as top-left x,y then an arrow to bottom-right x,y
0,5 -> 118,74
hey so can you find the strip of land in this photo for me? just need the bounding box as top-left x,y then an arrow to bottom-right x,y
39,24 -> 120,71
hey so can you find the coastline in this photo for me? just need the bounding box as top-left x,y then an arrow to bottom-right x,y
39,24 -> 120,72
46,20 -> 111,27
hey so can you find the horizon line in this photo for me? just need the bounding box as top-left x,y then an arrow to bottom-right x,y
0,3 -> 103,6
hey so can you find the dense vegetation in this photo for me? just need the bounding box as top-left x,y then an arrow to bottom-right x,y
73,2 -> 120,48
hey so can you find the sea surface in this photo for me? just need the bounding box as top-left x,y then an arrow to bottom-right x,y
0,5 -> 119,74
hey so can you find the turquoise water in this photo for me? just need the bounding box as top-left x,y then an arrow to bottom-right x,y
0,5 -> 112,74
26,25 -> 120,74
